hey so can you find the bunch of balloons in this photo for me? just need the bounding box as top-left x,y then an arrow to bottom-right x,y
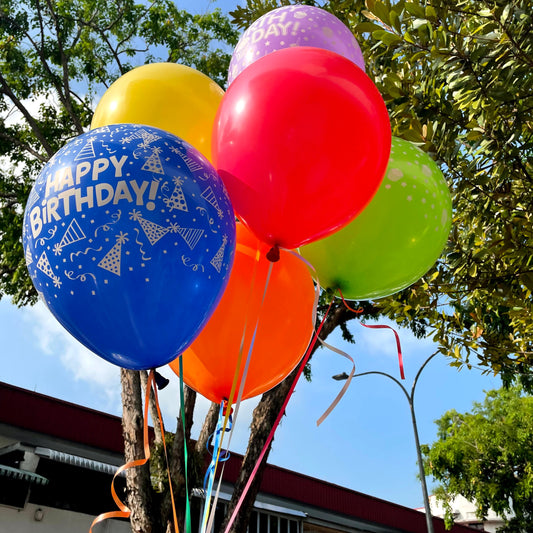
172,4 -> 393,401
216,5 -> 451,303
22,5 -> 452,404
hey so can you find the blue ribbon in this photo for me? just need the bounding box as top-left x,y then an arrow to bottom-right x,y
200,402 -> 232,533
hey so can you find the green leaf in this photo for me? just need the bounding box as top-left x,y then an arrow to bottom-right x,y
520,273 -> 533,292
425,5 -> 438,21
403,31 -> 415,44
477,8 -> 493,17
373,1 -> 391,26
372,30 -> 402,46
355,21 -> 384,34
404,2 -> 426,18
389,9 -> 402,33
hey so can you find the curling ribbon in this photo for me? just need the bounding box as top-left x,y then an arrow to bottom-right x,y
337,288 -> 364,315
337,288 -> 404,379
360,323 -> 405,379
313,289 -> 364,426
315,289 -> 404,425
285,255 -> 358,427
315,337 -> 356,427
222,296 -> 334,533
204,407 -> 233,533
151,372 -> 180,533
224,255 -> 274,418
89,370 -> 179,533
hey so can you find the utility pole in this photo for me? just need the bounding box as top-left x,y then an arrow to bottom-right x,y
335,351 -> 438,533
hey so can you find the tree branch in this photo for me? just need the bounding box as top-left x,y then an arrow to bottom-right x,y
0,130 -> 48,162
42,0 -> 85,134
0,73 -> 54,157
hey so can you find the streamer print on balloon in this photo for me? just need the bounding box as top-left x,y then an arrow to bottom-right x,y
227,5 -> 365,85
213,46 -> 391,251
170,223 -> 315,405
23,124 -> 236,370
91,63 -> 224,162
301,137 -> 452,300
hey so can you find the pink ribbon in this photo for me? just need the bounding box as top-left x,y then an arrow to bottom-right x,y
360,323 -> 405,379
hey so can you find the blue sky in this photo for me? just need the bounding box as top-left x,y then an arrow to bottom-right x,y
1,0 -> 503,513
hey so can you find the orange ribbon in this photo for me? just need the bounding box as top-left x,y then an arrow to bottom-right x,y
90,370 -> 179,533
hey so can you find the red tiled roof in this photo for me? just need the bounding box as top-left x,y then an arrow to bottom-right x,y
0,380 -> 124,453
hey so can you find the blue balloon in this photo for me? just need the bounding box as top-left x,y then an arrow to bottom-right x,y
23,124 -> 236,370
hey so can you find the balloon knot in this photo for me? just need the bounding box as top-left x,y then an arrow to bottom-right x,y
266,245 -> 280,262
154,369 -> 170,390
222,399 -> 233,417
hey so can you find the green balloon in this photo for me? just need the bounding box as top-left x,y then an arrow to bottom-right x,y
301,137 -> 452,300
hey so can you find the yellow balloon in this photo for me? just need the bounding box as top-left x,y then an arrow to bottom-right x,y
91,63 -> 224,162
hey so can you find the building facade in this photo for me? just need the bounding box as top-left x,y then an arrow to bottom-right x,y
0,381 -> 480,533
419,494 -> 507,533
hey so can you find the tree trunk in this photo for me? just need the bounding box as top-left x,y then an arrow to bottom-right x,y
119,302 -> 368,533
121,368 -> 159,533
195,401 -> 221,458
222,301 -> 363,532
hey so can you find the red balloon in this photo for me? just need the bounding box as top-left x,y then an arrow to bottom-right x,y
213,46 -> 391,250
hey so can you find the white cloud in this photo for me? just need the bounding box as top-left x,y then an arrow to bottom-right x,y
22,301 -> 121,407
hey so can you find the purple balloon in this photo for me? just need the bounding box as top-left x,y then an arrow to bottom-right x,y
228,5 -> 365,85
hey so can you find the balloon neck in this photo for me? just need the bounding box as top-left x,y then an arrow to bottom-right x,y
266,245 -> 280,262
154,369 -> 170,390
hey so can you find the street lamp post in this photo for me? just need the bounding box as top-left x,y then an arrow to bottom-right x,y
337,351 -> 439,533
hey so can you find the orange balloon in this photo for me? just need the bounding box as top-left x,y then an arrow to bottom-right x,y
170,224 -> 315,404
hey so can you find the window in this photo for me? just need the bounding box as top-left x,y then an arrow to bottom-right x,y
193,500 -> 302,533
252,510 -> 300,533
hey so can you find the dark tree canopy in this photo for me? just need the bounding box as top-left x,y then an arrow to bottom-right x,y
233,0 -> 533,385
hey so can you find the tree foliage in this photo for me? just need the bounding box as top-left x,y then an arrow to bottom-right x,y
422,387 -> 533,531
356,0 -> 533,387
0,0 -> 238,305
233,0 -> 533,386
1,2 -> 240,531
